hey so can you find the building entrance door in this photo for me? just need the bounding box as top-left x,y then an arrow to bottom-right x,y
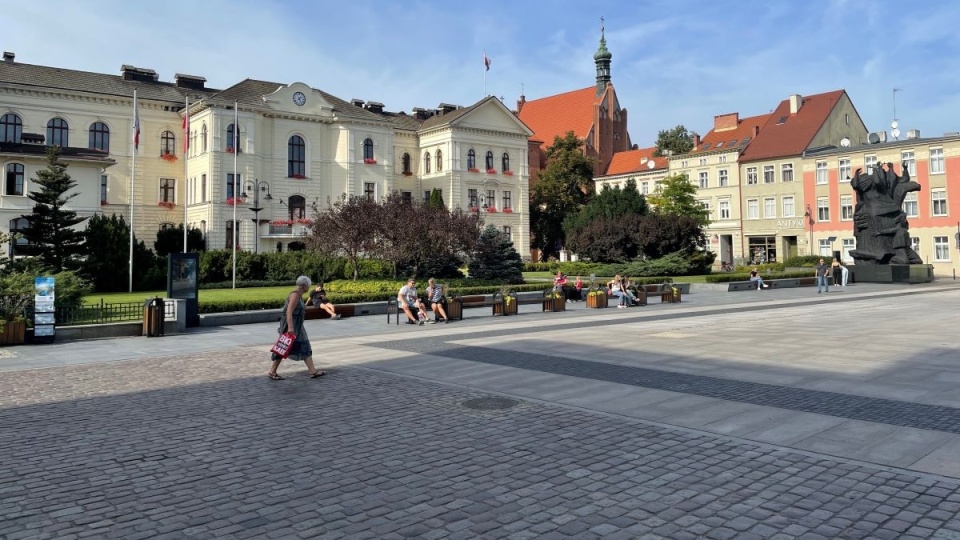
782,236 -> 798,260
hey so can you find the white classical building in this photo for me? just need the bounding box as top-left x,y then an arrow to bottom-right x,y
0,52 -> 532,257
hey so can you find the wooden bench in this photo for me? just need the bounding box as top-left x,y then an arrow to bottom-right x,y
305,304 -> 354,320
727,277 -> 814,291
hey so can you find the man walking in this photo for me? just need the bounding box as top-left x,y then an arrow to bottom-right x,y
815,258 -> 830,294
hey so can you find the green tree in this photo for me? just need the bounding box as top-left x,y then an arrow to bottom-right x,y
468,225 -> 523,283
82,214 -> 160,292
636,213 -> 708,259
646,173 -> 710,227
563,180 -> 648,236
530,131 -> 595,259
566,214 -> 645,263
653,125 -> 694,157
17,148 -> 88,271
154,224 -> 206,257
427,188 -> 445,209
307,194 -> 379,280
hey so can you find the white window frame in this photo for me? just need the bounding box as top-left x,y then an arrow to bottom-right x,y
818,239 -> 832,256
782,196 -> 795,217
838,158 -> 851,182
698,171 -> 708,189
781,163 -> 794,182
932,189 -> 948,216
903,192 -> 918,218
865,155 -> 877,175
718,169 -> 728,187
930,147 -> 945,175
815,161 -> 828,184
934,236 -> 950,261
841,238 -> 855,263
901,150 -> 916,176
764,197 -> 776,219
719,155 -> 727,164
746,167 -> 758,185
763,165 -> 774,183
641,182 -> 649,195
699,158 -> 707,166
840,195 -> 853,221
719,200 -> 731,219
817,197 -> 829,222
747,198 -> 759,219
699,199 -> 711,217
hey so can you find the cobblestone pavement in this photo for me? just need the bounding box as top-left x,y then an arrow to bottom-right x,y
3,351 -> 960,539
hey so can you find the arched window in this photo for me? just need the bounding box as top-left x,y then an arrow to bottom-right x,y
0,113 -> 22,143
288,195 -> 306,220
190,129 -> 197,156
363,138 -> 374,161
467,149 -> 476,170
502,152 -> 510,172
485,151 -> 494,171
8,217 -> 29,255
161,130 -> 175,156
201,123 -> 208,153
226,123 -> 240,151
89,122 -> 110,152
46,118 -> 69,147
423,152 -> 431,174
402,153 -> 411,174
5,163 -> 25,196
288,135 -> 306,177
435,150 -> 443,172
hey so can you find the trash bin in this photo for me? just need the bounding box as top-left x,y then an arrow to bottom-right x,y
143,297 -> 165,337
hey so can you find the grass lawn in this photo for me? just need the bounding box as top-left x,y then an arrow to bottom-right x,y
85,286 -> 301,306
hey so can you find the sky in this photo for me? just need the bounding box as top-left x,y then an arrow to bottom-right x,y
6,0 -> 960,146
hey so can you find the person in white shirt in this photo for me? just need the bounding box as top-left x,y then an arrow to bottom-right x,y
398,277 -> 427,325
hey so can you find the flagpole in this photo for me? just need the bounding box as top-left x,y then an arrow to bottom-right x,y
182,95 -> 189,252
231,101 -> 239,290
129,90 -> 137,293
483,50 -> 487,97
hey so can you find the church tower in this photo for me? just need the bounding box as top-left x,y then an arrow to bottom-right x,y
594,22 -> 612,95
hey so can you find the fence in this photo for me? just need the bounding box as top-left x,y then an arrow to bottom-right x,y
23,299 -> 177,327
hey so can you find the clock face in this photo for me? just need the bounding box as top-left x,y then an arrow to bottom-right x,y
293,92 -> 306,106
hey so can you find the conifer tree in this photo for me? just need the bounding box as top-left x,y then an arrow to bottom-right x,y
468,225 -> 523,283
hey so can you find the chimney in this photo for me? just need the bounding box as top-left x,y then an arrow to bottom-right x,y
714,112 -> 739,131
789,94 -> 803,114
516,95 -> 526,113
2,51 -> 14,63
438,103 -> 458,115
753,125 -> 760,137
121,65 -> 158,82
906,129 -> 920,140
350,99 -> 365,108
412,107 -> 432,120
364,101 -> 384,114
691,132 -> 701,149
174,73 -> 206,90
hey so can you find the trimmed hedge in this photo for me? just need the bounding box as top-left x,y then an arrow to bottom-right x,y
783,255 -> 828,268
705,270 -> 813,283
197,282 -> 550,314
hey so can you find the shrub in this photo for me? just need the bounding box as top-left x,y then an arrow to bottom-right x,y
783,256 -> 826,268
704,270 -> 813,283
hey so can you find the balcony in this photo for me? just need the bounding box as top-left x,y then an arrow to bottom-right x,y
264,223 -> 311,237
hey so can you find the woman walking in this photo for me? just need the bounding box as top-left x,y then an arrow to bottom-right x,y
268,275 -> 325,380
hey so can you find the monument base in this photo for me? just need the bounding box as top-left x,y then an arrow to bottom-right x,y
849,264 -> 934,284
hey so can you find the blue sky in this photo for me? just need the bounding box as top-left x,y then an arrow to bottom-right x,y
7,0 -> 960,145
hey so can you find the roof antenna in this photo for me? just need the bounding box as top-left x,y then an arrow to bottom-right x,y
891,88 -> 902,139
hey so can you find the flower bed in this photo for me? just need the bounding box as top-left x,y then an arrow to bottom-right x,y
363,158 -> 377,164
225,197 -> 244,206
467,168 -> 480,173
502,170 -> 513,176
502,208 -> 513,213
289,173 -> 307,179
486,168 -> 497,174
161,153 -> 178,162
157,201 -> 175,209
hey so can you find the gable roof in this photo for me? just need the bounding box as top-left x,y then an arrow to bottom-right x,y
604,147 -> 668,176
517,86 -> 598,148
209,79 -> 387,123
740,90 -> 846,162
419,96 -> 533,136
0,60 -> 220,102
689,113 -> 772,156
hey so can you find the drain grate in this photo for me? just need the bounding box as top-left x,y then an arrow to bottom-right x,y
462,397 -> 519,411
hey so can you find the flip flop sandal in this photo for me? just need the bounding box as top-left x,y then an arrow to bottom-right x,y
268,373 -> 285,380
310,371 -> 326,379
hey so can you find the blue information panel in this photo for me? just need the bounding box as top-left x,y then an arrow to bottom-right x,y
34,276 -> 55,340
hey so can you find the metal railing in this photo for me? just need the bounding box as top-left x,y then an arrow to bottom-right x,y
21,299 -> 177,327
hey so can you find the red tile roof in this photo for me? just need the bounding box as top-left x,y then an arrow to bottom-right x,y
518,86 -> 598,149
740,90 -> 847,162
604,147 -> 668,175
690,113 -> 771,155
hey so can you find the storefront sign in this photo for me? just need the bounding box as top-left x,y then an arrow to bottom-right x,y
777,219 -> 804,229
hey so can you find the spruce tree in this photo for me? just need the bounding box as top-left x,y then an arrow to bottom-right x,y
468,225 -> 523,283
428,188 -> 445,209
18,148 -> 88,271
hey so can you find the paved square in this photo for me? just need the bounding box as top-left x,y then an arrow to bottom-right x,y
2,283 -> 960,538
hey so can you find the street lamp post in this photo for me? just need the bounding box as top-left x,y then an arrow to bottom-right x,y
241,179 -> 272,254
804,204 -> 815,256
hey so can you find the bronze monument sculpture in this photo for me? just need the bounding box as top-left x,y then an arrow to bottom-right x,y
850,162 -> 923,265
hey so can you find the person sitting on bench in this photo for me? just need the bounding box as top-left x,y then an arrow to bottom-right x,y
398,277 -> 427,326
749,268 -> 768,290
310,283 -> 341,319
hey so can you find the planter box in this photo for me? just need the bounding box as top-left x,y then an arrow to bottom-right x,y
542,296 -> 566,312
0,320 -> 26,345
446,298 -> 463,320
661,290 -> 682,303
586,292 -> 608,309
493,300 -> 518,316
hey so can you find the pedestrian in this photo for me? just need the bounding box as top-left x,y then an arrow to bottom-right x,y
310,283 -> 341,319
840,263 -> 849,287
831,258 -> 842,287
572,275 -> 583,301
425,278 -> 450,324
749,268 -> 768,290
398,277 -> 427,325
268,275 -> 325,380
815,258 -> 831,294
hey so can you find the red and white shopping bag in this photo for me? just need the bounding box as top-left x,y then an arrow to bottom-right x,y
270,332 -> 296,359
